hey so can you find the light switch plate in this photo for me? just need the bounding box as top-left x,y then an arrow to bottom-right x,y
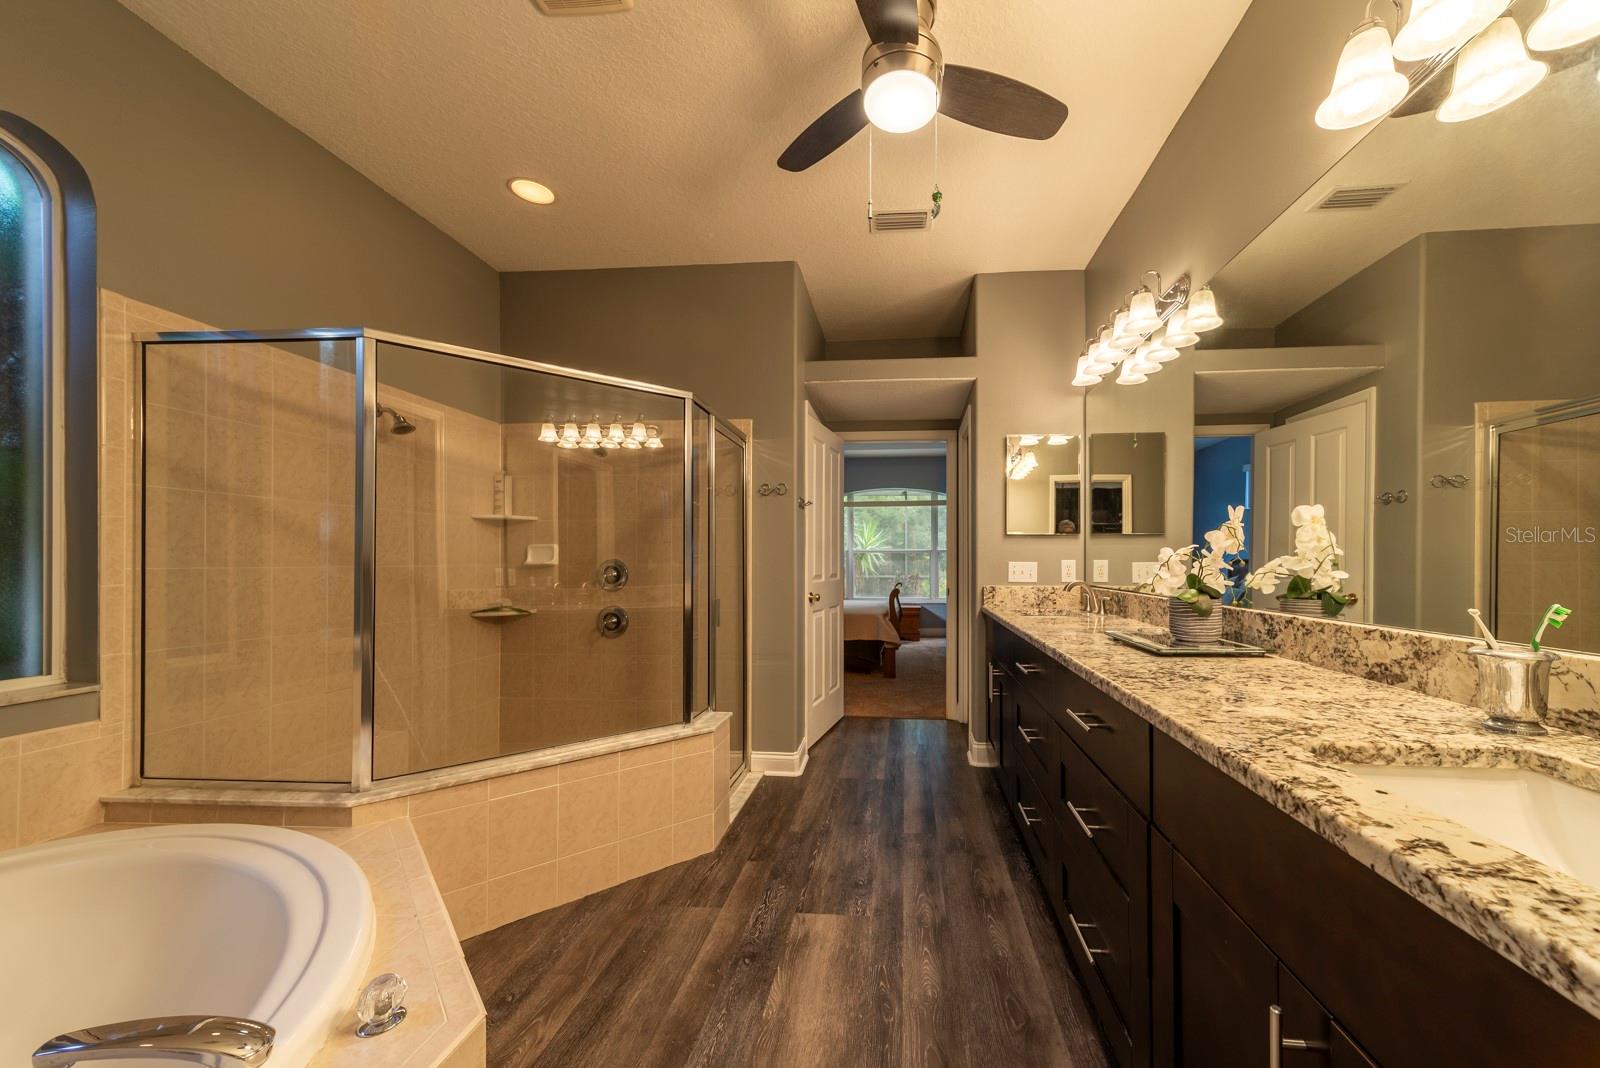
1008,561 -> 1038,583
1061,559 -> 1077,583
1092,559 -> 1109,583
1131,561 -> 1156,585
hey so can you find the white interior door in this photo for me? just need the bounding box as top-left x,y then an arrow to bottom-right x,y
1252,393 -> 1372,619
804,403 -> 844,748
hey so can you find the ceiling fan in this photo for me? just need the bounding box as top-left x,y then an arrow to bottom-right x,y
778,0 -> 1069,172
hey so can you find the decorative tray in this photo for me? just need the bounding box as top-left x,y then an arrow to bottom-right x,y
1105,629 -> 1270,657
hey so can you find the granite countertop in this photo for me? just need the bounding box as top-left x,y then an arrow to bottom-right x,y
984,606 -> 1600,1021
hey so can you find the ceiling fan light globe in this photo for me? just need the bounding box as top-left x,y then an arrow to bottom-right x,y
864,68 -> 941,132
1528,0 -> 1600,51
1438,17 -> 1548,122
1316,21 -> 1409,130
1393,0 -> 1504,60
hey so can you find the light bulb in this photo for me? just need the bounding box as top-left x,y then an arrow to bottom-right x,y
1316,19 -> 1410,130
1438,17 -> 1547,123
1126,288 -> 1162,334
538,422 -> 558,443
863,69 -> 940,133
1163,307 -> 1200,349
607,420 -> 625,443
1394,0 -> 1504,60
1527,0 -> 1600,50
1186,286 -> 1224,332
561,421 -> 580,443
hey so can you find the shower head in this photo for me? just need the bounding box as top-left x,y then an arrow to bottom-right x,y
376,403 -> 416,435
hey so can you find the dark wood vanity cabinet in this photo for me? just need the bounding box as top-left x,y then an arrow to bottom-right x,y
986,619 -> 1600,1068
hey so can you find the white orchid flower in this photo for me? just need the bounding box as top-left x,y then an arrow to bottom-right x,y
1289,503 -> 1326,527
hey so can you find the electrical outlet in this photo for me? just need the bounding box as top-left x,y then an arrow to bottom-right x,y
1061,559 -> 1078,583
1131,561 -> 1156,585
1008,561 -> 1038,583
1092,559 -> 1109,583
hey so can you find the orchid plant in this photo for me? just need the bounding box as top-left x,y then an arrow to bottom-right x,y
1243,503 -> 1356,617
1147,505 -> 1247,617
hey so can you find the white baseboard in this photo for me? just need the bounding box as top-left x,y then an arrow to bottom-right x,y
967,739 -> 998,768
750,745 -> 809,777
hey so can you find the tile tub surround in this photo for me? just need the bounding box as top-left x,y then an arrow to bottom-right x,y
76,817 -> 486,1068
984,604 -> 1600,1020
981,584 -> 1600,734
104,710 -> 735,939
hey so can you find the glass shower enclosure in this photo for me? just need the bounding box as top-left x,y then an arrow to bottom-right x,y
135,329 -> 748,790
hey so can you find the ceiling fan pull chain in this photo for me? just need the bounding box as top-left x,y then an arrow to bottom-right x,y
931,116 -> 942,220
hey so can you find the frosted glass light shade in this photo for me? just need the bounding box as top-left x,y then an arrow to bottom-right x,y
1071,362 -> 1103,388
1316,20 -> 1410,130
561,421 -> 580,443
1163,308 -> 1200,349
631,421 -> 648,442
1115,363 -> 1148,386
583,422 -> 602,443
1047,434 -> 1072,446
1146,335 -> 1181,363
1112,310 -> 1141,350
1527,0 -> 1600,50
1126,289 -> 1162,334
1394,0 -> 1504,59
538,422 -> 558,443
1186,286 -> 1224,332
1438,17 -> 1548,122
864,69 -> 940,133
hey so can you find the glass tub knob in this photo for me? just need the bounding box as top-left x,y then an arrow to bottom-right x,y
355,972 -> 408,1038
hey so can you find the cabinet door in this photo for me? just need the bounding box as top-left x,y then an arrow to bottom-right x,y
1152,837 -> 1277,1068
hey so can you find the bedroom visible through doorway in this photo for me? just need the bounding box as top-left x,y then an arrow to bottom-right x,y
840,439 -> 949,720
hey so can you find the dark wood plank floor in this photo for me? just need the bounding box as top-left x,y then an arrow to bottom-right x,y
465,718 -> 1111,1068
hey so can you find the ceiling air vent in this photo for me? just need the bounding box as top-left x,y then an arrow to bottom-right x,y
1312,184 -> 1404,212
868,209 -> 933,233
532,0 -> 633,15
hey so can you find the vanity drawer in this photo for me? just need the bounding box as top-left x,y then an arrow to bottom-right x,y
1015,689 -> 1057,790
1059,726 -> 1145,896
1060,813 -> 1141,1040
1054,673 -> 1151,814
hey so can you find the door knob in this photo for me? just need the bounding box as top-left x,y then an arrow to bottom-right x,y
807,592 -> 821,604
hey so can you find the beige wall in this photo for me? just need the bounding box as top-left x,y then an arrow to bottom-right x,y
2,0 -> 499,349
499,263 -> 811,754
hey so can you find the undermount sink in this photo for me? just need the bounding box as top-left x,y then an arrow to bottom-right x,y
1343,764 -> 1600,891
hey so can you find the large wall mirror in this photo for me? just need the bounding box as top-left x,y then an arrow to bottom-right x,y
1086,21 -> 1600,654
1004,434 -> 1082,535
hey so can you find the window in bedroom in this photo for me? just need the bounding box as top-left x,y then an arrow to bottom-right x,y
843,488 -> 948,600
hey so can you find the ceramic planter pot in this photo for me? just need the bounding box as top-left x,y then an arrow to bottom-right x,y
1276,597 -> 1328,618
1168,597 -> 1223,645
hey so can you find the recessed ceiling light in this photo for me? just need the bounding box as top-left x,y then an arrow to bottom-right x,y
507,178 -> 556,205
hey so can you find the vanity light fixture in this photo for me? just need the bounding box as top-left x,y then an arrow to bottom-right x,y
630,420 -> 648,443
1112,309 -> 1143,350
1393,0 -> 1504,60
561,421 -> 581,444
607,419 -> 626,443
1115,360 -> 1149,386
538,422 -> 559,443
1162,307 -> 1200,349
507,178 -> 557,205
1146,334 -> 1181,363
1316,6 -> 1411,130
1527,0 -> 1600,50
583,421 -> 603,444
1126,276 -> 1164,334
1089,327 -> 1121,371
1437,17 -> 1548,122
1185,286 -> 1225,332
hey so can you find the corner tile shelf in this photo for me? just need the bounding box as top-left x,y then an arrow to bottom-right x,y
470,514 -> 539,521
469,605 -> 533,622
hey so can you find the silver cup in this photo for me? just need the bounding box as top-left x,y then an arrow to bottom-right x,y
1468,646 -> 1560,736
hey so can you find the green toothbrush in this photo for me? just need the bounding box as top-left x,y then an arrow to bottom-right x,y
1531,604 -> 1571,652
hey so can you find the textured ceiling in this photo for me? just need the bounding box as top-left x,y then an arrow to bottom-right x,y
118,0 -> 1249,341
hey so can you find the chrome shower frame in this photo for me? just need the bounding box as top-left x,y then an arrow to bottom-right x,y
131,327 -> 741,794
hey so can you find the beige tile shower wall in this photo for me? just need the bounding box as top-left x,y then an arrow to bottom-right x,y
372,384 -> 504,779
141,316 -> 356,782
410,719 -> 731,940
498,422 -> 686,753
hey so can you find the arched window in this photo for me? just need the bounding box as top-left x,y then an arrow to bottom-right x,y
0,133 -> 55,685
0,113 -> 98,715
843,487 -> 948,600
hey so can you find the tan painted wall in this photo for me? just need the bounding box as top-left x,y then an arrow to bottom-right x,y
499,263 -> 811,754
1,0 -> 499,349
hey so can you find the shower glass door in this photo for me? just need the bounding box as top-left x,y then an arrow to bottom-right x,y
713,421 -> 747,778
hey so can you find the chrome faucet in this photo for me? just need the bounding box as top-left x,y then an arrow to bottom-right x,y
1065,580 -> 1104,615
34,1016 -> 274,1067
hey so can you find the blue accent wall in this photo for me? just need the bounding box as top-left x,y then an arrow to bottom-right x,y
1193,436 -> 1252,558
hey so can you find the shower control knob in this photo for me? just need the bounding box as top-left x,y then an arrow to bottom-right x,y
597,606 -> 629,638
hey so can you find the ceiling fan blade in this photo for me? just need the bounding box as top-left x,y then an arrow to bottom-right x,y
778,90 -> 869,172
940,64 -> 1068,140
856,0 -> 920,44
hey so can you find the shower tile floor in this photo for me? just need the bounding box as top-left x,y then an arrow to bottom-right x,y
464,718 -> 1108,1067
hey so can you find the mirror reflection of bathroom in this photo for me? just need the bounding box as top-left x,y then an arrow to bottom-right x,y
1004,433 -> 1082,535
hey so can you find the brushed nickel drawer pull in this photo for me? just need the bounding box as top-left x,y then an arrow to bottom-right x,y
1014,661 -> 1043,675
1065,708 -> 1107,733
1068,912 -> 1110,963
1066,800 -> 1107,839
1017,725 -> 1042,744
1017,802 -> 1042,827
1268,1005 -> 1329,1068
